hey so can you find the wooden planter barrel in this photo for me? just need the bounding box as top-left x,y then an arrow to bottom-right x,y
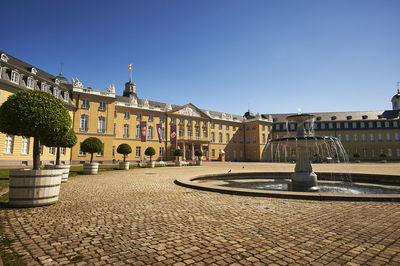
55,165 -> 71,183
119,162 -> 130,170
147,161 -> 155,168
83,163 -> 99,174
9,169 -> 63,207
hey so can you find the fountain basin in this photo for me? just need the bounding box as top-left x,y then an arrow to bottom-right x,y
175,172 -> 400,201
270,136 -> 339,147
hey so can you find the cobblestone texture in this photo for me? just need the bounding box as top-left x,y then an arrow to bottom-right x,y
1,162 -> 400,265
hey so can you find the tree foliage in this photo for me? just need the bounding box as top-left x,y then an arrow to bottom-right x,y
117,143 -> 132,162
42,129 -> 77,148
81,137 -> 103,163
145,147 -> 156,161
174,149 -> 183,157
194,150 -> 203,157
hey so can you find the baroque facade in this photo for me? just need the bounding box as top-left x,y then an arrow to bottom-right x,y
0,50 -> 399,166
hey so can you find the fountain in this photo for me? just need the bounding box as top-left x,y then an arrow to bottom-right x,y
175,114 -> 400,201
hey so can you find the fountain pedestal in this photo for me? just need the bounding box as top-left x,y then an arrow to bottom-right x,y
292,144 -> 319,191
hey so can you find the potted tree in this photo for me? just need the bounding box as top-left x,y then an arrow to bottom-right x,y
174,149 -> 184,166
81,137 -> 104,174
379,153 -> 387,163
194,150 -> 203,165
353,153 -> 361,163
0,90 -> 71,207
42,129 -> 77,182
117,143 -> 132,170
145,147 -> 156,168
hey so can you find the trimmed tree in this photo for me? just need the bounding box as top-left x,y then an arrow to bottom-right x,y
194,150 -> 203,160
42,129 -> 77,165
0,90 -> 71,170
145,147 -> 156,162
174,149 -> 183,161
117,143 -> 132,162
81,137 -> 104,163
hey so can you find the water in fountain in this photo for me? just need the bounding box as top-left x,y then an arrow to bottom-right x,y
266,114 -> 349,192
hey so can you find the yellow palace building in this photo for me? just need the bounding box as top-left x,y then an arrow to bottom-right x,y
0,50 -> 399,166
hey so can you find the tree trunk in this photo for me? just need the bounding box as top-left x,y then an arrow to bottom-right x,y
56,147 -> 61,165
150,155 -> 152,162
90,153 -> 93,163
33,137 -> 40,170
123,154 -> 126,162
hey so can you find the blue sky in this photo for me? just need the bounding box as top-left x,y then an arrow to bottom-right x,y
2,0 -> 399,115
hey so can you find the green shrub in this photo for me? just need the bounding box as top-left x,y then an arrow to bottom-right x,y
353,153 -> 361,159
174,149 -> 183,161
117,143 -> 132,162
0,90 -> 71,169
194,150 -> 203,160
145,147 -> 156,161
379,153 -> 387,159
42,129 -> 77,165
81,137 -> 103,163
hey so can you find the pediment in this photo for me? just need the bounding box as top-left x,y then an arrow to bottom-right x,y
169,103 -> 210,119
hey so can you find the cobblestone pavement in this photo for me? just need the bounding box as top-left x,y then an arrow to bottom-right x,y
1,162 -> 400,265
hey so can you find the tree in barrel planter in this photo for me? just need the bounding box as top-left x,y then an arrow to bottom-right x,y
117,143 -> 132,170
353,153 -> 361,163
42,129 -> 77,182
81,137 -> 104,174
145,147 -> 156,168
174,149 -> 184,166
379,153 -> 387,163
0,90 -> 71,207
194,150 -> 203,165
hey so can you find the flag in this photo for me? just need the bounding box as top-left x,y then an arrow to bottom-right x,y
156,124 -> 163,143
140,121 -> 147,142
170,125 -> 177,144
128,64 -> 132,70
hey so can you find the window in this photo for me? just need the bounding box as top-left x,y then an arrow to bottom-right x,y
11,71 -> 19,84
344,122 -> 349,129
240,136 -> 243,144
179,127 -> 184,137
246,135 -> 250,144
353,134 -> 358,143
187,119 -> 192,126
79,143 -> 86,156
123,124 -> 129,138
253,151 -> 257,159
21,137 -> 29,155
203,130 -> 207,138
233,125 -> 236,131
136,113 -> 142,121
337,134 -> 342,140
352,122 -> 357,128
262,133 -> 266,144
336,123 -> 341,129
112,146 -> 115,157
60,147 -> 66,156
195,129 -> 200,138
114,110 -> 117,118
233,135 -> 237,143
371,149 -> 375,157
262,125 -> 265,131
179,118 -> 184,124
252,125 -> 256,130
396,148 -> 400,157
160,116 -> 165,123
226,133 -> 230,144
136,125 -> 140,139
148,115 -> 153,122
252,134 -> 256,143
49,147 -> 55,155
395,132 -> 399,142
361,133 -> 366,143
377,122 -> 381,128
99,102 -> 106,111
385,122 -> 390,128
345,134 -> 350,143
211,122 -> 215,129
370,133 -> 375,142
240,150 -> 243,159
63,91 -> 69,101
136,147 -> 141,157
203,121 -> 207,127
124,112 -> 130,119
195,120 -> 200,126
53,88 -> 58,98
219,133 -> 223,143
328,123 -> 333,129
148,126 -> 153,139
212,149 -> 215,157
386,133 -> 392,142
170,148 -> 175,157
363,149 -> 367,158
160,147 -> 164,157
368,122 -> 373,128
388,148 -> 392,157
4,135 -> 14,154
290,124 -> 295,130
170,117 -> 176,123
321,123 -> 325,129
211,132 -> 215,142
41,83 -> 48,92
27,77 -> 33,89
97,144 -> 104,156
276,124 -> 280,130
226,125 -> 229,130
81,99 -> 90,109
98,117 -> 106,133
113,123 -> 116,135
187,128 -> 192,137
394,121 -> 398,127
378,133 -> 383,142
219,124 -> 222,130
80,116 -> 88,131
360,122 -> 365,128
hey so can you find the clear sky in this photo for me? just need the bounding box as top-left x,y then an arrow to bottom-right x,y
1,0 -> 399,115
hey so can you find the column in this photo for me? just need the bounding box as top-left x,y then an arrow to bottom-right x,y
208,143 -> 211,160
183,141 -> 186,161
191,143 -> 195,160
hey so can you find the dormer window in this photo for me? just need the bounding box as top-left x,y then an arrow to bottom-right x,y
1,53 -> 9,62
31,67 -> 38,75
331,116 -> 336,120
11,70 -> 19,84
346,116 -> 352,120
63,91 -> 69,101
378,115 -> 383,119
55,79 -> 60,85
362,115 -> 368,120
26,77 -> 34,89
41,83 -> 47,92
316,117 -> 321,121
53,88 -> 58,98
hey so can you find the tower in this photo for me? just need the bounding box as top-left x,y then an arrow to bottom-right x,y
123,76 -> 137,97
392,83 -> 400,110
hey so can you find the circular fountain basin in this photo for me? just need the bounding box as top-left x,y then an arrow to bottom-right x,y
270,136 -> 339,147
175,172 -> 400,201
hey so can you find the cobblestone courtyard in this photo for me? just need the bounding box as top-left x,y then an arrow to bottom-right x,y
1,162 -> 400,265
